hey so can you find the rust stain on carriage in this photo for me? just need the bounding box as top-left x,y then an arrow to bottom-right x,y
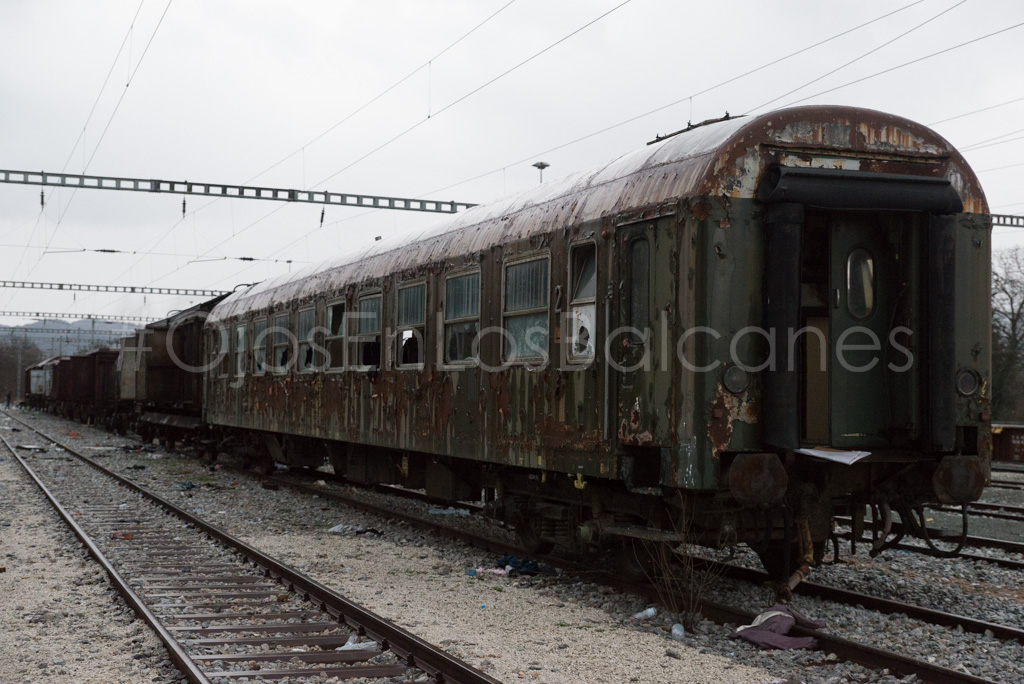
708,392 -> 733,458
535,415 -> 603,452
707,384 -> 760,457
618,401 -> 654,446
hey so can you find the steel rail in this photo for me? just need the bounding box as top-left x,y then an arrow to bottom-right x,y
265,477 -> 995,683
10,410 -> 1000,684
2,411 -> 500,684
835,515 -> 1024,556
695,559 -> 1024,645
0,432 -> 213,684
934,501 -> 1024,522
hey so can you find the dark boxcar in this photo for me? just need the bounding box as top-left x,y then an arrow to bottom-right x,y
202,105 -> 991,581
57,349 -> 120,423
50,356 -> 75,416
120,296 -> 228,444
992,424 -> 1024,463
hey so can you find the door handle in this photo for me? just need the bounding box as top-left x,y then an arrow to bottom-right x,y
834,288 -> 840,309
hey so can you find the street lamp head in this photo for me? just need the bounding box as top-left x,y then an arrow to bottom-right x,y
532,161 -> 550,184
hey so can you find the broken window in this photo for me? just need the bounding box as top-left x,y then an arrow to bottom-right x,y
271,312 -> 292,373
357,294 -> 382,368
253,318 -> 267,375
503,257 -> 549,362
569,243 -> 597,360
297,307 -> 316,371
445,271 -> 479,364
325,301 -> 346,370
234,324 -> 246,376
397,283 -> 426,367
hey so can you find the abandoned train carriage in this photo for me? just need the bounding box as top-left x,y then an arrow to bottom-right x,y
202,105 -> 991,578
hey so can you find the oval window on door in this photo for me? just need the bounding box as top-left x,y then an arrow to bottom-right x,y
846,248 -> 874,319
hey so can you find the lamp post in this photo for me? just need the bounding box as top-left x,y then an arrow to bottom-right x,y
532,161 -> 550,183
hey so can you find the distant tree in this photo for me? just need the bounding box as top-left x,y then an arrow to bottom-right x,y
992,247 -> 1024,421
0,338 -> 45,401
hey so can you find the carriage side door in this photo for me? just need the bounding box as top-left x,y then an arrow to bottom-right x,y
616,218 -> 674,447
828,212 -> 899,448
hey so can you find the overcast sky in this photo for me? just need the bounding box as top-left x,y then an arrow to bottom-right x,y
2,0 -> 1023,326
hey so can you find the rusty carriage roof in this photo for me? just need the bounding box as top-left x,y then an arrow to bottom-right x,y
207,105 -> 988,324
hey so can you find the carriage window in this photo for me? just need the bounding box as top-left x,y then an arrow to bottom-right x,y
503,257 -> 549,361
234,324 -> 246,376
297,308 -> 316,371
569,244 -> 597,359
357,295 -> 382,368
271,313 -> 291,373
847,248 -> 875,319
445,272 -> 480,364
253,318 -> 267,375
208,328 -> 222,374
629,238 -> 649,343
397,283 -> 426,367
325,301 -> 346,370
218,326 -> 230,376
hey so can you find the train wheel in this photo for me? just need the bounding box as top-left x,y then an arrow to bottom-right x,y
618,538 -> 658,583
255,453 -> 275,477
515,513 -> 554,556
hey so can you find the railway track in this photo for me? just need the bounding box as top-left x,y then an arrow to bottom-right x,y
833,515 -> 1024,569
988,479 -> 1024,492
6,410 -> 1007,684
954,501 -> 1024,523
0,412 -> 499,684
259,476 -> 1006,683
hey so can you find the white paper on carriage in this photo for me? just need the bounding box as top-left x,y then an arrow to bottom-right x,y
796,447 -> 872,465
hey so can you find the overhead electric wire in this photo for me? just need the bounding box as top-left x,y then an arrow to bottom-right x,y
70,0 -> 924,307
928,95 -> 1024,126
59,0 -> 148,175
321,0 -> 937,210
247,0 -> 521,186
0,244 -> 310,265
82,0 -> 523,314
126,0 -> 637,301
178,1 -> 941,292
961,132 -> 1024,152
978,161 -> 1024,173
959,125 -> 1024,150
308,0 -> 634,193
5,3 -> 147,291
772,19 -> 1024,110
22,0 -> 173,291
744,0 -> 967,115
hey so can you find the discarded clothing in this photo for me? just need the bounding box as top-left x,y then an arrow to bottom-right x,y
728,603 -> 825,650
495,555 -> 556,576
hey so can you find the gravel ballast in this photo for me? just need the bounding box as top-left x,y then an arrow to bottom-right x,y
11,407 -> 1024,683
0,423 -> 182,684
